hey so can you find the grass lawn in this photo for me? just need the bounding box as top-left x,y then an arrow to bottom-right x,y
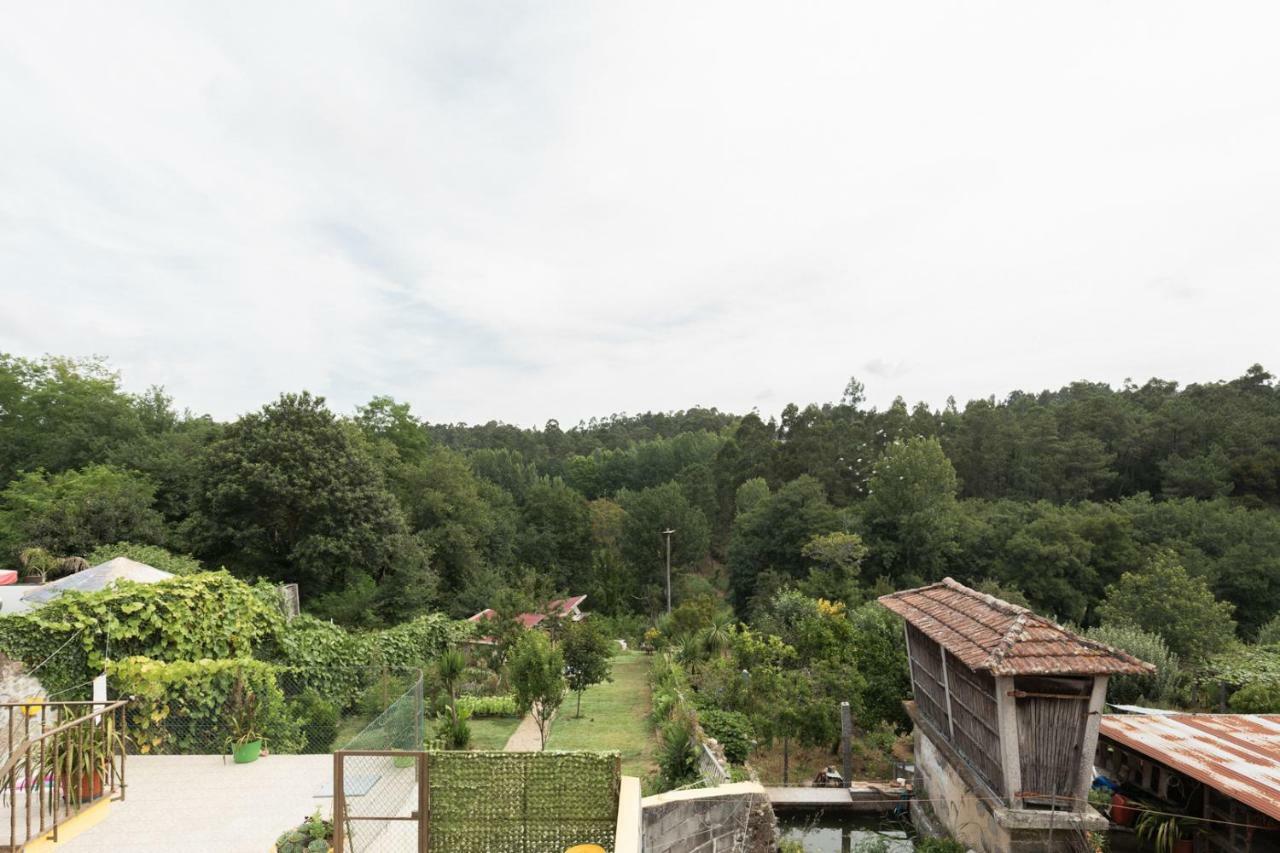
467,716 -> 522,750
544,650 -> 657,779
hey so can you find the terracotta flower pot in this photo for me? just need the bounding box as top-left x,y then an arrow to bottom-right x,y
1110,793 -> 1136,827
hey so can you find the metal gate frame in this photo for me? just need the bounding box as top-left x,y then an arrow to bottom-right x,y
333,749 -> 429,853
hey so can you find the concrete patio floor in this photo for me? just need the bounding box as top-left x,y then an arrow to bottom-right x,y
55,754 -> 334,852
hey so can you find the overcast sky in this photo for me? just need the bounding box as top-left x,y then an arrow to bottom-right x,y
2,3 -> 1277,426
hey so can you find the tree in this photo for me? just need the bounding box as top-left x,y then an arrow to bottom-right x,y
0,464 -> 165,559
0,355 -> 147,484
191,392 -> 426,623
561,621 -> 614,717
1084,624 -> 1181,706
508,630 -> 566,749
727,475 -> 840,612
618,481 -> 710,607
1097,552 -> 1237,663
862,437 -> 959,585
517,478 -> 594,591
799,531 -> 867,604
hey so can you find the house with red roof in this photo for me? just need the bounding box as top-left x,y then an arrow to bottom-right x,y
467,595 -> 587,643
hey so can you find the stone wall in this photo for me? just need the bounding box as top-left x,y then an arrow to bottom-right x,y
641,781 -> 776,853
0,654 -> 47,760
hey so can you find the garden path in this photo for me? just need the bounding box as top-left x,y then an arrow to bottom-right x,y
503,706 -> 554,751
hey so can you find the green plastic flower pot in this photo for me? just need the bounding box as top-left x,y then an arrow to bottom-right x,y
232,738 -> 262,764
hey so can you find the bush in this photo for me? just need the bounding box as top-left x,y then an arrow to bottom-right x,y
1229,681 -> 1280,713
110,656 -> 302,754
657,715 -> 699,789
439,716 -> 471,749
697,708 -> 755,764
290,690 -> 340,753
916,837 -> 967,853
456,694 -> 518,717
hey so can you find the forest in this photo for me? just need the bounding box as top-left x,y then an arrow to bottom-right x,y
2,354 -> 1279,667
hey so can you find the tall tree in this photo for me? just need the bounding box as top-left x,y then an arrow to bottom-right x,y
861,437 -> 959,585
192,392 -> 427,622
0,464 -> 165,558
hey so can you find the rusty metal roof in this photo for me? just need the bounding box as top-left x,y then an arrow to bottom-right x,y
1099,714 -> 1280,821
878,578 -> 1153,676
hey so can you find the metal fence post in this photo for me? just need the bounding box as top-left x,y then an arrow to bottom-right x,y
333,751 -> 345,852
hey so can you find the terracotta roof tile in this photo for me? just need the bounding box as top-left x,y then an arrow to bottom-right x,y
879,578 -> 1154,676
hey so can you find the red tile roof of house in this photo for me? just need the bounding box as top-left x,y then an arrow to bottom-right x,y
467,595 -> 587,629
879,578 -> 1153,677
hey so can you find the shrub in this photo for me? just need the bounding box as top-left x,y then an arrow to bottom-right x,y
290,689 -> 340,753
698,708 -> 755,764
657,715 -> 699,789
110,656 -> 302,754
916,837 -> 967,853
1229,681 -> 1280,713
456,694 -> 518,717
440,716 -> 471,749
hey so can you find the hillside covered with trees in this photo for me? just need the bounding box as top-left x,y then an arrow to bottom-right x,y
3,353 -> 1279,660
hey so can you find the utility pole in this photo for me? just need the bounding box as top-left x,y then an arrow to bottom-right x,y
662,528 -> 676,614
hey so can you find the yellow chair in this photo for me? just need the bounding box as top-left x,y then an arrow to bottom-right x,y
565,846 -> 606,853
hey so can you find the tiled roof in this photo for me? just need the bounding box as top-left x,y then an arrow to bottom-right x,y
879,578 -> 1153,677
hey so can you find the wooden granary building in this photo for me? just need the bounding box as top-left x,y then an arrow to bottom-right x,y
880,578 -> 1153,852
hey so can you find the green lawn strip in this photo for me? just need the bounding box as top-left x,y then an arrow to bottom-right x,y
467,715 -> 523,750
544,651 -> 657,779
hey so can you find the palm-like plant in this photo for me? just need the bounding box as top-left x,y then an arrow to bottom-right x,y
1135,809 -> 1199,853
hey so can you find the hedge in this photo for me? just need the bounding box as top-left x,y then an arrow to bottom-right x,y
110,656 -> 302,754
0,571 -> 284,696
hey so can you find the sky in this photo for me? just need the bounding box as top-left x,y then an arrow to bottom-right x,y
2,2 -> 1278,426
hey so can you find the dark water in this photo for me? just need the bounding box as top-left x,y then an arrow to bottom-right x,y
776,811 -> 915,853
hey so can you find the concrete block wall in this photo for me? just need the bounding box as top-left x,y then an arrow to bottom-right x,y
641,782 -> 776,853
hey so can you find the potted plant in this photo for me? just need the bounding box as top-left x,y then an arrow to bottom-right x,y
1136,809 -> 1199,853
56,718 -> 125,803
224,678 -> 265,764
274,809 -> 334,853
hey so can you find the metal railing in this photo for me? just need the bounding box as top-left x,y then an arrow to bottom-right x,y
0,699 -> 129,850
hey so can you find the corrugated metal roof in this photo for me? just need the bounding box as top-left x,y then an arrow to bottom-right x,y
879,578 -> 1153,676
1099,714 -> 1280,821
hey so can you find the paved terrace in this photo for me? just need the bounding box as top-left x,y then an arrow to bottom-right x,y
57,754 -> 334,852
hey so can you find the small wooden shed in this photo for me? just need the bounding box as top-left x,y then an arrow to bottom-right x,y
880,579 -> 1153,812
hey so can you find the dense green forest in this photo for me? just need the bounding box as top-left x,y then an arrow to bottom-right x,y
3,353 -> 1279,654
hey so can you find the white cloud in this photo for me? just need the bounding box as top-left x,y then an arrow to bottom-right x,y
2,1 -> 1278,425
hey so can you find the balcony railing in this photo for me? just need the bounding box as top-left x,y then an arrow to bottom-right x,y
0,699 -> 129,851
